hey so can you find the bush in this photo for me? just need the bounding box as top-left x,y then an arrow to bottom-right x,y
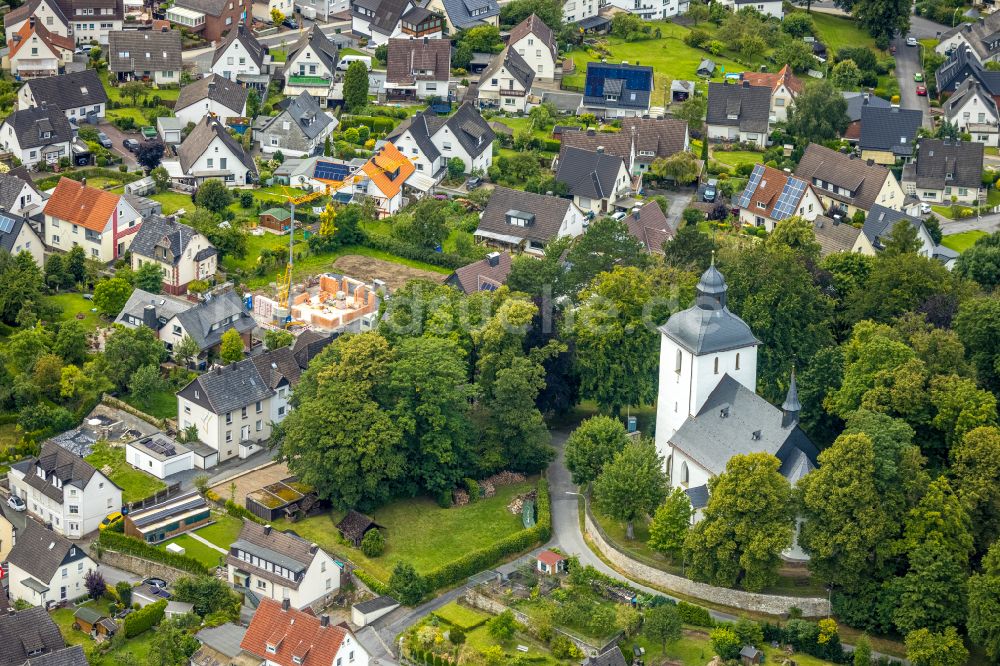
449,626 -> 466,644
360,528 -> 386,557
362,232 -> 470,269
98,531 -> 208,576
463,478 -> 479,502
122,599 -> 166,638
683,208 -> 706,226
677,601 -> 714,627
550,634 -> 584,659
355,568 -> 391,595
224,499 -> 266,524
684,28 -> 711,48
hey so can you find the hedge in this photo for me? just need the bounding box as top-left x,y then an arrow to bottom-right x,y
34,168 -> 144,191
224,499 -> 266,525
421,478 -> 550,591
97,530 -> 209,576
338,115 -> 397,133
122,599 -> 166,638
355,568 -> 391,595
677,600 -> 714,627
362,232 -> 470,270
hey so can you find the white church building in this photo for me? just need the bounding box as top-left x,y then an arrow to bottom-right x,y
653,262 -> 818,560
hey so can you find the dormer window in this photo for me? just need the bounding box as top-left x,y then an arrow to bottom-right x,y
505,210 -> 534,227
946,172 -> 954,180
266,645 -> 277,654
293,658 -> 302,665
605,94 -> 618,102
756,201 -> 766,209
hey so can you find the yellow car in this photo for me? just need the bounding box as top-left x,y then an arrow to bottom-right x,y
99,512 -> 123,531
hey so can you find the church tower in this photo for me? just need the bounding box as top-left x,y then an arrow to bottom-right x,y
654,261 -> 760,480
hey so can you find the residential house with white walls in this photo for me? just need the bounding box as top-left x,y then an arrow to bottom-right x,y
43,177 -> 143,262
561,0 -> 600,25
228,521 -> 340,609
17,69 -> 109,121
7,520 -> 100,605
0,171 -> 44,218
174,74 -> 249,127
385,37 -> 451,100
210,25 -> 271,89
7,441 -> 122,539
559,117 -> 689,176
283,26 -> 340,102
735,163 -> 823,231
351,0 -> 443,46
706,81 -> 771,148
719,0 -> 783,18
0,209 -> 45,268
241,598 -> 370,666
901,138 -> 984,204
107,29 -> 182,85
604,0 -> 687,20
3,0 -> 70,38
424,0 -> 498,34
256,91 -> 336,157
129,215 -> 218,295
6,18 -> 74,79
386,102 -> 494,181
477,47 -> 535,113
507,13 -> 557,81
554,146 -> 633,215
740,64 -> 802,123
944,77 -> 1000,145
0,105 -> 74,168
794,143 -> 905,219
168,116 -> 258,186
295,0 -> 348,21
474,185 -> 586,255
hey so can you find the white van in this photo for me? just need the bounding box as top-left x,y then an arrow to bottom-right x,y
338,55 -> 372,71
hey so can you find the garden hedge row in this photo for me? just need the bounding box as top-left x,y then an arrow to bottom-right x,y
98,531 -> 209,576
224,499 -> 266,525
421,478 -> 551,591
122,599 -> 166,638
355,568 -> 391,595
35,168 -> 144,191
338,116 -> 397,133
677,600 -> 714,627
362,232 -> 471,270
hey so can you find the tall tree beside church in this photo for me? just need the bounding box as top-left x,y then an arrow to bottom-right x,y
564,415 -> 630,487
684,453 -> 795,591
593,438 -> 667,540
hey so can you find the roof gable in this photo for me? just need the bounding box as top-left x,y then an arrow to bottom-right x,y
508,13 -> 557,61
706,82 -> 771,133
735,164 -> 810,221
386,37 -> 451,85
43,178 -> 121,232
212,25 -> 266,69
176,74 -> 249,115
241,599 -> 349,666
24,69 -> 108,110
177,117 -> 257,176
108,29 -> 182,73
2,105 -> 74,149
477,186 -> 573,244
361,142 -> 414,198
555,146 -> 627,200
794,143 -> 891,211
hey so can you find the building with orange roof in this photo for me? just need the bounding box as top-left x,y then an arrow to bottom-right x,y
740,65 -> 804,122
241,598 -> 369,666
735,163 -> 823,232
42,177 -> 143,262
360,142 -> 415,218
7,17 -> 74,79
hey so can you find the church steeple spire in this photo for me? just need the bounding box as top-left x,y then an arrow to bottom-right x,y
782,367 -> 801,428
695,256 -> 728,310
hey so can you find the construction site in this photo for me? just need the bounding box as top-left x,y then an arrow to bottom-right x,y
251,273 -> 382,332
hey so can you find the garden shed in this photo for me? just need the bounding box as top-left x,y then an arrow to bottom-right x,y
336,510 -> 384,548
536,550 -> 567,576
351,596 -> 400,626
587,646 -> 627,666
72,607 -> 103,634
245,477 -> 319,522
259,208 -> 292,233
740,646 -> 763,665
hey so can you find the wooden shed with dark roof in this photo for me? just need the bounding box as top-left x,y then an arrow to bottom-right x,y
336,510 -> 384,547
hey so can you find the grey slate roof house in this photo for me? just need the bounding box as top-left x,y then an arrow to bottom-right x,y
129,215 -> 218,295
17,70 -> 109,120
7,519 -> 98,606
586,646 -> 627,666
560,117 -> 689,174
841,92 -> 891,141
0,105 -> 74,167
581,61 -> 654,118
901,138 -> 984,204
477,47 -> 535,107
385,102 -> 494,179
705,81 -> 771,148
107,30 -> 183,83
0,171 -> 42,216
937,13 -> 1000,64
862,204 -> 942,261
175,74 -> 249,126
858,105 -> 923,163
385,37 -> 451,99
794,142 -> 902,217
174,116 -> 258,186
446,251 -> 512,294
474,185 -> 586,254
168,289 -> 256,356
211,25 -> 270,89
0,607 -> 86,666
432,0 -> 499,31
115,288 -> 194,330
555,145 -> 632,214
255,91 -> 336,157
811,215 -> 864,256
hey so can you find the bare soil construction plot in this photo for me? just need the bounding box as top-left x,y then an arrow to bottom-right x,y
331,255 -> 448,291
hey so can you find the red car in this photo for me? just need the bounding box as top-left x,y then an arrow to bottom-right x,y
916,84 -> 927,96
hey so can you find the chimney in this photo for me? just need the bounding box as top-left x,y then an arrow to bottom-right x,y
742,80 -> 750,88
29,16 -> 35,27
866,158 -> 875,166
596,146 -> 604,153
81,176 -> 86,188
282,599 -> 290,611
309,542 -> 318,554
587,128 -> 596,136
633,208 -> 640,220
264,524 -> 272,535
423,36 -> 428,44
40,100 -> 47,110
320,615 -> 330,627
215,366 -> 222,375
142,304 -> 158,329
486,251 -> 500,267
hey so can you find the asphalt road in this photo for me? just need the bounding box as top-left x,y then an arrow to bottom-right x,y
893,36 -> 932,129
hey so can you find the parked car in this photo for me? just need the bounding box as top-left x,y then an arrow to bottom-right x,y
99,511 -> 123,531
906,36 -> 918,46
123,138 -> 140,152
97,131 -> 112,149
143,578 -> 168,589
282,18 -> 298,28
703,178 -> 718,203
6,494 -> 26,512
914,72 -> 924,82
465,177 -> 481,190
916,85 -> 927,96
919,202 -> 932,215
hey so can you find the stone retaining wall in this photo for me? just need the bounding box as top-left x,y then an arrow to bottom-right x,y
583,510 -> 830,617
94,548 -> 191,584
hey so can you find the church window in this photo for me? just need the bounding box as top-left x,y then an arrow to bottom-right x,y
680,461 -> 689,485
714,357 -> 719,375
675,349 -> 682,373
735,353 -> 740,370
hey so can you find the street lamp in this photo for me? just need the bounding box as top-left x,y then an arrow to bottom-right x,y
953,7 -> 963,27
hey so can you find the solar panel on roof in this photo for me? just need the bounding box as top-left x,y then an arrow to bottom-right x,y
773,176 -> 807,221
133,497 -> 206,528
314,161 -> 352,182
736,164 -> 764,209
0,214 -> 16,234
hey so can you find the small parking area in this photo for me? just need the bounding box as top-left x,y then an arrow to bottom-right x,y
97,121 -> 139,168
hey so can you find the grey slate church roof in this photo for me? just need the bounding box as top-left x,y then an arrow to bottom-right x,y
659,264 -> 759,355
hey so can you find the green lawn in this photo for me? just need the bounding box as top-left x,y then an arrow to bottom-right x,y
941,230 -> 987,252
432,602 -> 490,630
159,532 -> 227,568
270,48 -> 287,62
496,116 -> 577,141
85,442 -> 166,503
150,190 -> 194,215
462,625 -> 564,664
271,479 -> 537,582
806,11 -> 880,54
121,386 -> 176,419
100,68 -> 181,102
626,629 -> 840,666
562,21 -> 744,95
711,148 -> 765,169
44,293 -> 104,332
193,513 -> 244,548
52,600 -> 159,666
106,107 -> 149,126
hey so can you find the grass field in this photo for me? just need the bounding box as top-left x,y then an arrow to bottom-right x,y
106,107 -> 149,126
711,148 -> 765,169
52,600 -> 159,666
941,230 -> 987,252
159,532 -> 226,568
462,624 -> 563,664
45,293 -> 104,332
150,191 -> 194,215
195,513 -> 244,548
85,442 -> 166,503
272,479 -> 536,582
121,386 -> 177,419
433,602 -> 490,630
806,11 -> 880,54
100,69 -> 181,103
627,629 -> 840,665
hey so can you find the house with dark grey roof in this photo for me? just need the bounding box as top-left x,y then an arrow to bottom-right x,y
256,91 -> 336,157
0,104 -> 74,168
175,74 -> 249,127
944,78 -> 999,145
7,519 -> 99,605
425,0 -> 498,33
862,204 -> 941,261
283,26 -> 341,101
107,30 -> 182,85
385,37 -> 451,100
560,116 -> 690,175
351,0 -> 443,45
157,288 -> 256,362
446,251 -> 512,294
7,441 -> 121,539
386,102 -> 494,181
581,61 -> 654,118
227,520 -> 340,610
706,81 -> 771,148
166,116 -> 257,186
794,143 -> 905,219
176,335 -> 331,463
841,92 -> 891,142
555,145 -> 633,215
17,69 -> 108,121
129,216 -> 217,295
859,105 -> 923,165
508,13 -> 557,81
655,265 -> 818,556
0,209 -> 44,268
477,47 -> 535,113
211,25 -> 271,89
115,288 -> 195,332
585,646 -> 627,666
475,185 -> 586,255
902,138 -> 984,204
0,171 -> 43,218
936,13 -> 1000,64
934,45 -> 1000,97
0,606 -> 87,666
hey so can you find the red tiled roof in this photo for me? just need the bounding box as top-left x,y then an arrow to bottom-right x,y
8,19 -> 74,58
743,165 -> 804,219
740,65 -> 803,96
43,178 -> 122,232
537,549 -> 566,565
241,599 -> 347,666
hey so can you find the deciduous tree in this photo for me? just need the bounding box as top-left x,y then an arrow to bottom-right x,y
647,487 -> 692,561
645,604 -> 682,652
219,328 -> 245,364
786,80 -> 850,144
194,179 -> 233,213
564,415 -> 629,487
93,277 -> 134,316
904,627 -> 968,666
951,426 -> 1000,552
133,262 -> 164,293
968,540 -> 1000,663
663,224 -> 716,270
343,60 -> 370,111
593,438 -> 667,540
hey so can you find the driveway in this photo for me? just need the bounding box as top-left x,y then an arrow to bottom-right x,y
893,36 -> 932,129
97,121 -> 139,169
940,212 -> 1000,234
645,187 -> 694,228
